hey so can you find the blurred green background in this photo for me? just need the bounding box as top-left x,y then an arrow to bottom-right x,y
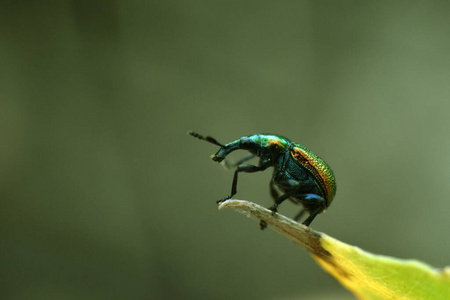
2,1 -> 450,299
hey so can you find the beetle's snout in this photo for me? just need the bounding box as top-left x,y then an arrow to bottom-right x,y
211,154 -> 224,162
212,146 -> 229,162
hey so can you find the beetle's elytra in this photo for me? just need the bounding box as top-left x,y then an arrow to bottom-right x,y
189,131 -> 336,228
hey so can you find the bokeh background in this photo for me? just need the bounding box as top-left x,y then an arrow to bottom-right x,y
2,1 -> 450,299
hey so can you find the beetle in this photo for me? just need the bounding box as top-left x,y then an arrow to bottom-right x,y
189,131 -> 336,228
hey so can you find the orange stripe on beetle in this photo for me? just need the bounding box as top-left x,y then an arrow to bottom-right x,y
267,139 -> 283,150
290,147 -> 336,206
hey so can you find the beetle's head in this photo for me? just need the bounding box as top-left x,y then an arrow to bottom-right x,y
189,131 -> 290,165
214,135 -> 290,163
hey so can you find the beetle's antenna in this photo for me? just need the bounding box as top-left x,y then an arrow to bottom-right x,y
188,131 -> 225,147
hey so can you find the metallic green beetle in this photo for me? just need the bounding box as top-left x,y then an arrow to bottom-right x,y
189,132 -> 336,228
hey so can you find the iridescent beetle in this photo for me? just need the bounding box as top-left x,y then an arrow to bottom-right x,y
189,132 -> 336,228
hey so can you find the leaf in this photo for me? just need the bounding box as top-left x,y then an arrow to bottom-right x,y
219,200 -> 450,300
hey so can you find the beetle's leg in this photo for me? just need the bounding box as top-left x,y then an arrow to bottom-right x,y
259,181 -> 281,230
269,180 -> 279,200
221,153 -> 255,170
268,192 -> 296,215
302,207 -> 322,226
217,164 -> 267,204
268,177 -> 300,213
261,191 -> 297,230
234,154 -> 255,166
293,209 -> 306,221
296,194 -> 326,226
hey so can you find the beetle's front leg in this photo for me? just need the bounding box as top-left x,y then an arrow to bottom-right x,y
221,153 -> 255,170
217,164 -> 268,204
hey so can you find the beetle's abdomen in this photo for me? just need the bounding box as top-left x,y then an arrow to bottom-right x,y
290,145 -> 336,206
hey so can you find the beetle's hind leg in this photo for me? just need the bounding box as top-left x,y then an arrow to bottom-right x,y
302,208 -> 322,226
293,209 -> 306,222
296,194 -> 326,226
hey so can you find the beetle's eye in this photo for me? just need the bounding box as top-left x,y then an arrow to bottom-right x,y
240,138 -> 251,147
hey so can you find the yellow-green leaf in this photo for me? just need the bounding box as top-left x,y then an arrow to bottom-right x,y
219,200 -> 450,300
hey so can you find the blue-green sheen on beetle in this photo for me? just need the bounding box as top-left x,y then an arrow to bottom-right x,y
188,131 -> 336,228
